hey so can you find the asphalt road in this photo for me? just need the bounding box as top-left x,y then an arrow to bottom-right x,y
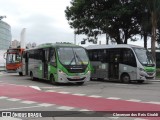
0,72 -> 160,120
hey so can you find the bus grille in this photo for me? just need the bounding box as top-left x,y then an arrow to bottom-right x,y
67,77 -> 86,81
65,65 -> 87,73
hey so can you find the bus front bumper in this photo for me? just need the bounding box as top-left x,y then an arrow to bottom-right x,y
138,71 -> 156,81
57,71 -> 91,83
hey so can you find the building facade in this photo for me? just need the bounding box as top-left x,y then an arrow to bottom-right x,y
0,20 -> 11,50
11,40 -> 20,48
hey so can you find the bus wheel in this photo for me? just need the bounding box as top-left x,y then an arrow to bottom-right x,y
19,72 -> 23,76
137,80 -> 144,84
50,75 -> 57,85
76,82 -> 84,85
30,72 -> 34,81
121,74 -> 130,83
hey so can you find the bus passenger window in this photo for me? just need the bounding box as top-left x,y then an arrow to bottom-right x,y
50,49 -> 56,65
123,49 -> 136,67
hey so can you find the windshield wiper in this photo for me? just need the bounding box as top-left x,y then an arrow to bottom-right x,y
69,56 -> 75,65
75,52 -> 84,65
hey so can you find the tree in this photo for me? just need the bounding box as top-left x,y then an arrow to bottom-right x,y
65,0 -> 140,44
143,0 -> 160,61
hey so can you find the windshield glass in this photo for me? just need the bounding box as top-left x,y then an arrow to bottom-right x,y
57,47 -> 89,65
6,53 -> 21,63
133,47 -> 155,66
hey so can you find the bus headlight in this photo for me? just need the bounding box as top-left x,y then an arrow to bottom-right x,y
139,68 -> 145,72
58,70 -> 63,73
87,70 -> 91,74
58,70 -> 66,75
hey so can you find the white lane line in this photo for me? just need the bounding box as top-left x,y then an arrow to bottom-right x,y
126,99 -> 141,102
0,105 -> 43,111
79,109 -> 91,111
7,98 -> 21,101
107,97 -> 121,100
145,101 -> 160,105
134,118 -> 148,120
58,106 -> 74,110
107,117 -> 119,119
21,101 -> 37,104
0,117 -> 22,120
58,91 -> 70,94
38,103 -> 54,107
0,96 -> 8,99
29,86 -> 41,90
41,86 -> 62,89
72,93 -> 86,96
46,90 -> 56,92
88,95 -> 102,98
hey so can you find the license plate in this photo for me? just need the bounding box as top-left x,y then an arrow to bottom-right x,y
73,76 -> 80,79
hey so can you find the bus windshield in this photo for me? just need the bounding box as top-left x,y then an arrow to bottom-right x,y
6,53 -> 21,63
57,47 -> 89,65
133,47 -> 155,66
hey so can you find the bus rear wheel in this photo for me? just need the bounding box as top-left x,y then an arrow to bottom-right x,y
121,74 -> 130,83
19,72 -> 23,76
50,75 -> 57,85
137,80 -> 144,84
30,72 -> 35,81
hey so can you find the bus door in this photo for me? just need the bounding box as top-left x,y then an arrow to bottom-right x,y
108,49 -> 120,80
42,49 -> 49,79
25,52 -> 29,75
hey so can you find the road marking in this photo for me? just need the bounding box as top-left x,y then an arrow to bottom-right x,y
1,117 -> 22,120
21,101 -> 37,104
145,101 -> 160,105
79,109 -> 92,111
0,96 -> 8,99
107,117 -> 119,119
29,86 -> 41,90
41,86 -> 62,89
88,95 -> 102,98
38,103 -> 54,107
7,98 -> 21,101
107,97 -> 121,100
126,99 -> 141,102
134,118 -> 148,120
72,93 -> 86,96
46,90 -> 56,92
58,106 -> 74,110
58,91 -> 70,94
0,105 -> 43,111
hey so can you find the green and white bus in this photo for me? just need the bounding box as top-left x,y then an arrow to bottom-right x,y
22,43 -> 91,85
86,44 -> 156,83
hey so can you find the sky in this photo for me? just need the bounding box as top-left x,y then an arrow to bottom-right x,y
0,0 -> 153,48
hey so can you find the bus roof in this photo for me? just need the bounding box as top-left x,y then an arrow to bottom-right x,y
26,43 -> 82,51
86,44 -> 144,50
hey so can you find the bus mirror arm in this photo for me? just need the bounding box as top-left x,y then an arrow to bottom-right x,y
50,62 -> 57,67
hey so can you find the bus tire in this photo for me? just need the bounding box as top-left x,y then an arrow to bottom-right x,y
76,82 -> 84,85
50,74 -> 57,85
30,72 -> 35,81
121,73 -> 130,83
137,80 -> 144,84
19,72 -> 23,76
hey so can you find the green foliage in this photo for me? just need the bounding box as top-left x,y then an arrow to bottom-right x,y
65,0 -> 160,45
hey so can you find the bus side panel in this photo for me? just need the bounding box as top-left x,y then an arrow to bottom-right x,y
36,60 -> 43,79
48,64 -> 58,81
90,61 -> 108,79
119,64 -> 137,80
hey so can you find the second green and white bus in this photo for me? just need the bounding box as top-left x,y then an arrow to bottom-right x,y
22,43 -> 91,85
86,44 -> 156,83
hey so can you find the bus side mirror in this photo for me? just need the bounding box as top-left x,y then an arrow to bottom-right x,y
3,53 -> 6,59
